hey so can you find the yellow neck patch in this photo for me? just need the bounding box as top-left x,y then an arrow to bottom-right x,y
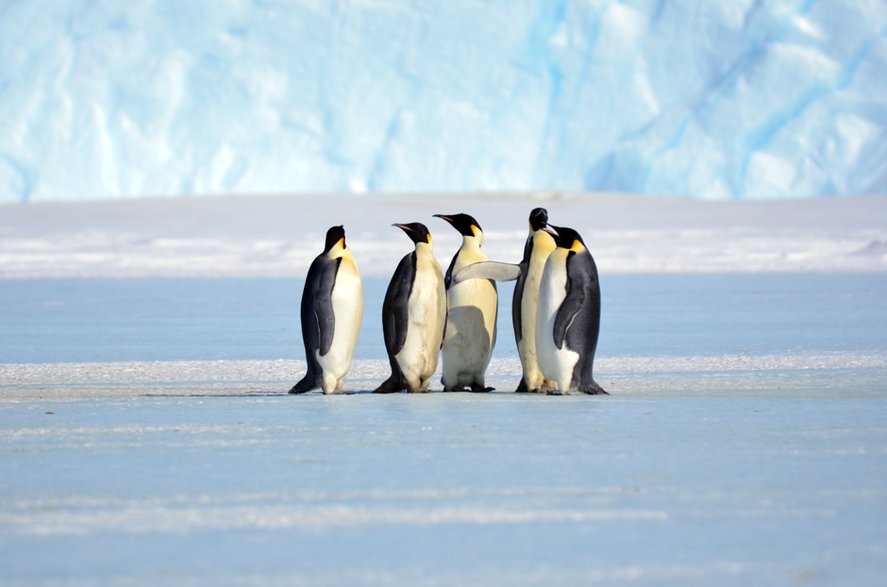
327,237 -> 346,258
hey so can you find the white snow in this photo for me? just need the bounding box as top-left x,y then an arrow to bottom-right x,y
1,193 -> 886,278
1,1 -> 885,202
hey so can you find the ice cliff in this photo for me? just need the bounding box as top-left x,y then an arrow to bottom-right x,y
0,0 -> 885,202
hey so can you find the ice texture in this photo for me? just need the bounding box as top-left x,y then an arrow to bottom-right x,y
1,1 -> 885,202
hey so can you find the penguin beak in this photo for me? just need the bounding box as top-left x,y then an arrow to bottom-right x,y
433,214 -> 453,224
393,223 -> 412,232
542,226 -> 560,237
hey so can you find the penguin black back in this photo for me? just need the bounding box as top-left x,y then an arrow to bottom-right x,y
512,207 -> 548,345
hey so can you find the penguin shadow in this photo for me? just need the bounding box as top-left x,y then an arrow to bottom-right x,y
441,305 -> 493,357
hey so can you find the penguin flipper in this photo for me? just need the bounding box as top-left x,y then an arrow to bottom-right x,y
453,261 -> 521,284
553,276 -> 585,351
294,255 -> 335,395
382,253 -> 415,356
511,260 -> 529,344
313,258 -> 341,356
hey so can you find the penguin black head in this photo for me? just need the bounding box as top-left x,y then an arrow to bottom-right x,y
393,222 -> 433,245
433,213 -> 483,238
324,225 -> 346,253
528,208 -> 548,232
544,224 -> 587,252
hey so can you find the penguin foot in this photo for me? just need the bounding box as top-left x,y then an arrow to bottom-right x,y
470,383 -> 493,393
373,375 -> 404,394
579,382 -> 609,395
540,381 -> 557,394
288,378 -> 316,394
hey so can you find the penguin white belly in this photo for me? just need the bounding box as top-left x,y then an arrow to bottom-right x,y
316,256 -> 363,393
442,278 -> 497,386
395,255 -> 445,390
536,258 -> 580,392
519,249 -> 549,389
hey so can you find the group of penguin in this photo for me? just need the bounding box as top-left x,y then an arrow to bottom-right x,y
288,208 -> 607,396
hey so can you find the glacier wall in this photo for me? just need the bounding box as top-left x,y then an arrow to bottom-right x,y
0,0 -> 885,202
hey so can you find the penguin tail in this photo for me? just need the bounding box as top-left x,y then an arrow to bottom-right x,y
373,374 -> 404,394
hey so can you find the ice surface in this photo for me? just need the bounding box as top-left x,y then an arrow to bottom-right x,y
3,380 -> 887,585
1,1 -> 885,202
3,272 -> 887,585
2,194 -> 887,585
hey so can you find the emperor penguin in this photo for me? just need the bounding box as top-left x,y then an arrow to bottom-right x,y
289,225 -> 363,395
512,208 -> 558,393
374,223 -> 447,393
535,224 -> 607,395
434,213 -> 497,392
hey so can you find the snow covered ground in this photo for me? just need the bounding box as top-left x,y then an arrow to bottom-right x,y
2,194 -> 887,585
2,192 -> 886,278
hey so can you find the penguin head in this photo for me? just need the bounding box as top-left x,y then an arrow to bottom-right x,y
393,222 -> 433,246
433,213 -> 483,243
323,225 -> 347,254
544,224 -> 587,252
528,208 -> 548,232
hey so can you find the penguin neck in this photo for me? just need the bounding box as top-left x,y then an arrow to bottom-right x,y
327,243 -> 359,271
325,241 -> 347,260
550,247 -> 572,263
459,234 -> 483,253
455,234 -> 487,272
414,241 -> 434,258
531,230 -> 556,258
